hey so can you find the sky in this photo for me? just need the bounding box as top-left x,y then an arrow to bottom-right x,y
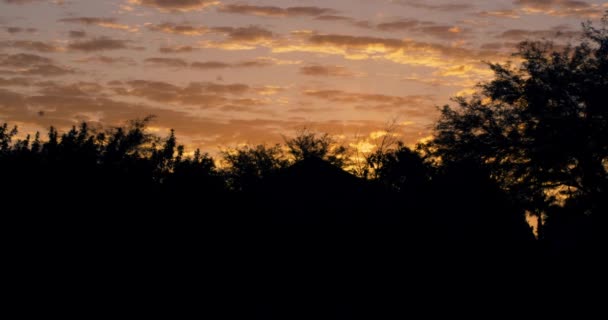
1,0 -> 606,153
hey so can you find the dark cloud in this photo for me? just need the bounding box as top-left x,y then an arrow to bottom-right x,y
144,57 -> 189,68
212,26 -> 274,42
36,81 -> 105,97
68,37 -> 132,52
73,55 -> 136,66
4,27 -> 37,34
60,17 -> 115,25
2,0 -> 45,4
201,26 -> 276,49
190,58 -> 281,69
393,0 -> 473,11
376,20 -> 421,31
219,4 -> 337,17
190,61 -> 231,69
129,0 -> 219,12
299,65 -> 354,77
19,64 -> 73,76
499,27 -> 581,40
303,89 -> 433,111
314,15 -> 354,22
69,30 -> 87,38
159,45 -> 197,54
0,53 -> 73,76
147,23 -> 208,36
0,77 -> 33,87
112,80 -> 264,110
0,53 -> 52,67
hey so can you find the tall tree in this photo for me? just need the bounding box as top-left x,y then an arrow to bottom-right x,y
428,15 -> 608,237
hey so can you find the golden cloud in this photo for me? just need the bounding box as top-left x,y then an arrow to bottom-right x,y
514,0 -> 607,18
59,17 -> 138,32
0,40 -> 64,53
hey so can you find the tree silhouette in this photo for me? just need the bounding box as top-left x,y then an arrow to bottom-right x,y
284,128 -> 348,167
428,16 -> 608,246
220,144 -> 288,192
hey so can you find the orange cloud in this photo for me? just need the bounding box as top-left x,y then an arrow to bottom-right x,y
59,17 -> 138,32
515,0 -> 607,18
0,40 -> 63,53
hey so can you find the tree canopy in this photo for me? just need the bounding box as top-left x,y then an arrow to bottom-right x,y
428,16 -> 608,238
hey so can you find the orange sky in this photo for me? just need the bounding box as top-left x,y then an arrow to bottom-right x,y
1,0 -> 606,153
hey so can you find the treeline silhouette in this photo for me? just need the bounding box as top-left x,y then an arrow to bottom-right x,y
2,16 -> 607,319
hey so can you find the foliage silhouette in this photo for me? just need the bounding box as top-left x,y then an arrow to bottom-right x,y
2,15 -> 608,320
427,15 -> 608,251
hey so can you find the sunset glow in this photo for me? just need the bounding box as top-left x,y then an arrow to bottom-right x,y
1,0 -> 605,152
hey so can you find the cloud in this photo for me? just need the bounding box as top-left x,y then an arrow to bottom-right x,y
0,77 -> 33,87
314,15 -> 354,22
190,61 -> 230,69
303,89 -> 434,111
159,45 -> 197,53
59,17 -> 138,32
0,85 -> 209,133
36,81 -> 105,97
144,57 -> 189,68
73,55 -> 136,66
0,53 -> 74,76
111,80 -> 267,110
498,26 -> 581,40
67,37 -> 132,52
4,27 -> 37,34
141,56 -> 288,70
476,10 -> 521,19
393,0 -> 473,11
0,53 -> 52,67
299,65 -> 355,77
376,19 -> 468,39
514,0 -> 607,18
2,0 -> 44,4
0,81 -> 431,151
376,20 -> 421,31
218,4 -> 337,17
147,23 -> 208,36
69,30 -> 87,38
0,40 -> 63,53
128,0 -> 220,12
190,57 -> 277,69
200,26 -> 276,50
212,25 -> 274,41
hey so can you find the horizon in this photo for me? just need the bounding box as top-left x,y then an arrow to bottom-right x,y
1,0 -> 606,153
